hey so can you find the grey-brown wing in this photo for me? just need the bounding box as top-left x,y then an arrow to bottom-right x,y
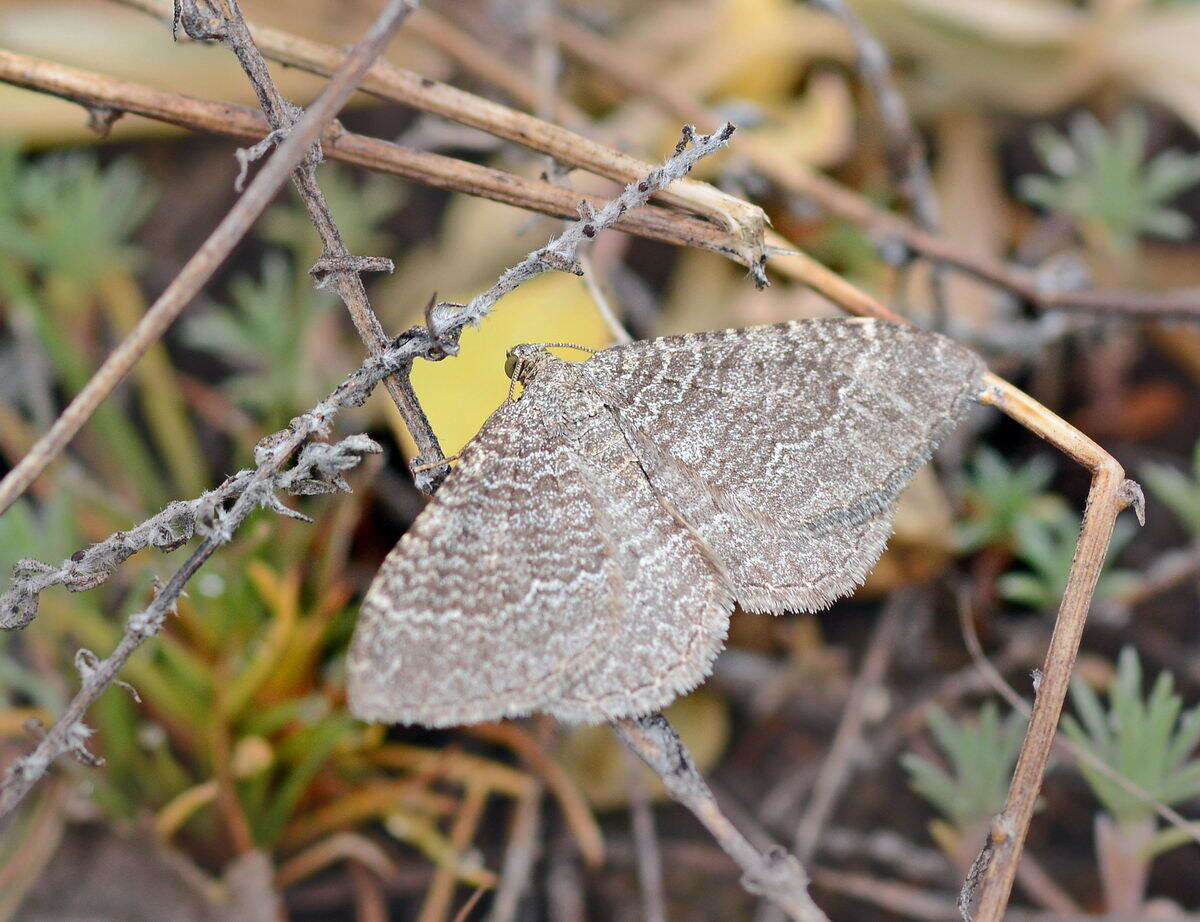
348,391 -> 733,726
587,318 -> 985,613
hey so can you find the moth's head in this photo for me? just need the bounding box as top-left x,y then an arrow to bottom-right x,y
504,342 -> 598,386
504,343 -> 556,385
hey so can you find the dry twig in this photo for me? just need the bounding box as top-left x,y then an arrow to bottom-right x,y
548,12 -> 1200,321
809,0 -> 949,324
0,0 -> 419,516
116,0 -> 769,272
0,52 -> 757,288
623,747 -> 668,922
957,598 -> 1200,853
1,435 -> 375,631
757,593 -> 909,922
487,782 -> 543,922
616,714 -> 829,922
170,0 -> 446,486
792,590 -> 909,861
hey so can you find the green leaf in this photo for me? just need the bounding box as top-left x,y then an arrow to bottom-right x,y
904,703 -> 1027,832
1017,109 -> 1200,247
1067,648 -> 1200,833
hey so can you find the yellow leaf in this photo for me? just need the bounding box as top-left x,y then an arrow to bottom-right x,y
393,273 -> 614,459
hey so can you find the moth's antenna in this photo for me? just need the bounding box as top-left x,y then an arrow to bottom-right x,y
412,454 -> 459,475
538,342 -> 598,356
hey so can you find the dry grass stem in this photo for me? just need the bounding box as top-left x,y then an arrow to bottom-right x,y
756,594 -> 909,922
810,0 -> 949,324
466,722 -> 604,867
488,783 -> 543,922
417,780 -> 488,922
958,598 -> 1200,852
793,590 -> 910,861
0,51 -> 758,278
273,832 -> 400,891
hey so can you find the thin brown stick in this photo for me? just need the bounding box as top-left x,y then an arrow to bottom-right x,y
450,885 -> 487,922
793,590 -> 909,862
811,866 -> 960,920
0,0 -> 418,517
623,746 -> 668,922
958,597 -> 1200,851
407,6 -> 585,126
755,593 -> 909,922
810,0 -> 948,324
417,780 -> 489,922
466,722 -> 604,868
955,391 -> 1141,919
0,51 -> 754,275
615,714 -> 829,922
749,276 -> 1144,918
546,828 -> 586,922
113,0 -> 769,271
273,831 -> 400,890
349,859 -> 390,922
549,13 -> 1200,321
1095,540 -> 1200,621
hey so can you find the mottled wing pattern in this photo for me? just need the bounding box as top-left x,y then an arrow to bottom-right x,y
348,381 -> 733,726
587,318 -> 985,614
550,395 -> 733,722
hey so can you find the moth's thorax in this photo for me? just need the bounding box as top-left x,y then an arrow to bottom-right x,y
505,345 -> 594,390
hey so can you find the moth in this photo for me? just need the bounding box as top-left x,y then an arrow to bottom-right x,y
349,319 -> 984,727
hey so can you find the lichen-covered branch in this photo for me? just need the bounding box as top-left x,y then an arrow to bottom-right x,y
2,436 -> 378,631
0,336 -> 427,820
426,122 -> 741,345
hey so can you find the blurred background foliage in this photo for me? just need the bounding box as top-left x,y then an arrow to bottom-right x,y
0,0 -> 1198,919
